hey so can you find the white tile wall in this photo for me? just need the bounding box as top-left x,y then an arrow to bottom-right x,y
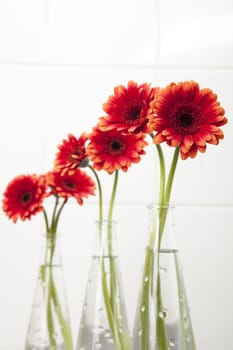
48,0 -> 157,64
0,0 -> 233,349
0,1 -> 47,63
0,66 -> 46,193
158,0 -> 233,67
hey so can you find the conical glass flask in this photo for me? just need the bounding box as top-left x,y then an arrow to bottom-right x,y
25,233 -> 74,350
132,204 -> 196,350
76,220 -> 130,350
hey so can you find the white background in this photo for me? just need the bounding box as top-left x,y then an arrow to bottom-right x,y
0,0 -> 233,349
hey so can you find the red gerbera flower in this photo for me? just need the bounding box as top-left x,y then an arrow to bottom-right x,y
46,168 -> 95,205
149,81 -> 227,159
99,80 -> 157,134
54,133 -> 88,175
2,174 -> 47,222
86,126 -> 148,174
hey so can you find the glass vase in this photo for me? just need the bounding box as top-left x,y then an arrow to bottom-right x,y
132,204 -> 196,350
24,233 -> 74,350
76,220 -> 130,350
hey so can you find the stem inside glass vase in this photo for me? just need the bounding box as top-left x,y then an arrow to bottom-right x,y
77,219 -> 130,350
136,203 -> 196,350
101,221 -> 130,350
135,143 -> 197,350
40,233 -> 74,350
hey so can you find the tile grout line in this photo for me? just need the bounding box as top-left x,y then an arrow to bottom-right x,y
0,61 -> 232,71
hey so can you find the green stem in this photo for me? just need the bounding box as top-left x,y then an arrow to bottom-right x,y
41,235 -> 58,349
140,144 -> 180,350
106,170 -> 118,308
139,140 -> 167,350
88,167 -> 126,347
47,273 -> 57,348
88,165 -> 103,222
53,198 -> 68,233
97,169 -> 129,349
107,170 -> 119,222
152,209 -> 168,350
101,258 -> 130,350
139,247 -> 154,350
107,170 -> 119,311
108,170 -> 129,349
158,147 -> 179,246
156,147 -> 179,350
147,141 -> 166,248
88,167 -> 125,348
101,261 -> 123,348
156,144 -> 166,206
44,235 -> 74,350
50,274 -> 74,350
50,196 -> 59,234
47,197 -> 68,270
156,269 -> 169,350
40,265 -> 57,349
43,210 -> 49,233
164,147 -> 179,206
42,198 -> 74,350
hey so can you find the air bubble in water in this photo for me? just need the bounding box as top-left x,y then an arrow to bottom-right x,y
93,326 -> 104,334
138,329 -> 143,336
94,341 -> 102,349
160,266 -> 167,272
158,309 -> 168,318
186,335 -> 191,342
140,305 -> 146,313
104,330 -> 111,338
52,331 -> 58,338
169,339 -> 176,347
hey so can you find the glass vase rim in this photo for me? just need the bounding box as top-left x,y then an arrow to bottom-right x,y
147,203 -> 175,209
148,203 -> 233,208
94,219 -> 117,225
43,232 -> 61,237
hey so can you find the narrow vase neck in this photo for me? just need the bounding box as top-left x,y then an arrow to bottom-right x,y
40,233 -> 62,266
147,204 -> 177,251
93,220 -> 118,257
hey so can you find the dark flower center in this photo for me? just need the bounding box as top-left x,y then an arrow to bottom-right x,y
123,105 -> 142,122
170,104 -> 202,134
179,112 -> 194,127
20,191 -> 32,205
64,180 -> 76,190
108,139 -> 125,154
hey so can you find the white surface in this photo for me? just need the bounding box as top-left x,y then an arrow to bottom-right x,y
0,0 -> 233,349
